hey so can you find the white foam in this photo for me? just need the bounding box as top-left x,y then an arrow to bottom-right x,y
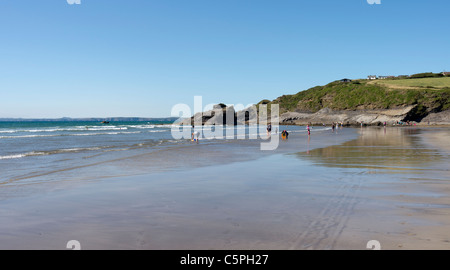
0,147 -> 105,160
154,124 -> 177,128
0,130 -> 16,134
0,126 -> 129,134
147,130 -> 168,133
0,131 -> 141,139
0,153 -> 29,160
126,125 -> 156,129
0,134 -> 58,139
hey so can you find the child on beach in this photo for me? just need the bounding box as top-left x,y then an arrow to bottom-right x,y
191,131 -> 200,143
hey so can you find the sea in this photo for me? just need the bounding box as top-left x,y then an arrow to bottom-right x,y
0,121 -> 337,198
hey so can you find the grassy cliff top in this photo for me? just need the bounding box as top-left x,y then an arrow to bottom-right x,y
370,77 -> 450,89
263,77 -> 450,114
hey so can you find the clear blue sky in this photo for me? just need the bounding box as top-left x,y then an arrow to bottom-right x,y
1,0 -> 449,118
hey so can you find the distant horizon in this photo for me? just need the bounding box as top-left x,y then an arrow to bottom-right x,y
0,116 -> 178,121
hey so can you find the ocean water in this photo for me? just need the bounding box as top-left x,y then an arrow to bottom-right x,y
0,121 -> 176,159
0,121 -> 337,196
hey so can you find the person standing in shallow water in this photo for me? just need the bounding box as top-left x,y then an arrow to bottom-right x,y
307,124 -> 311,136
267,123 -> 272,136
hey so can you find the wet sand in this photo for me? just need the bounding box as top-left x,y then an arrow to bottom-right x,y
0,127 -> 449,250
297,127 -> 450,250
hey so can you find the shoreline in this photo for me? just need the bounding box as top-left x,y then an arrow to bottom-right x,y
0,126 -> 358,201
280,122 -> 450,128
0,127 -> 449,250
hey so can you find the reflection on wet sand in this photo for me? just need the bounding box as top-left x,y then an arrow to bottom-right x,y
297,127 -> 445,172
296,127 -> 450,250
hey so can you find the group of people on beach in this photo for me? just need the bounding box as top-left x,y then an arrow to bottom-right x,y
190,122 -> 344,144
267,124 -> 290,140
394,120 -> 416,126
268,122 -> 343,141
331,122 -> 344,132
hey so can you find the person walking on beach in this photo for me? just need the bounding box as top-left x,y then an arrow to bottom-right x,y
306,124 -> 311,136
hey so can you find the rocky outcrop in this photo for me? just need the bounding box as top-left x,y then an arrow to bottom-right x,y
279,105 -> 418,126
180,104 -> 238,126
178,103 -> 449,126
421,110 -> 450,125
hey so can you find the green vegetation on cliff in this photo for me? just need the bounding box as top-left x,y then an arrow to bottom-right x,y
264,78 -> 450,114
372,77 -> 450,89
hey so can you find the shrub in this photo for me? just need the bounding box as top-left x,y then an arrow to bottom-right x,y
410,72 -> 442,79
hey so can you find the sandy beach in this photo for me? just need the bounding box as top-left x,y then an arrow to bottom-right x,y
0,126 -> 449,250
2,0 -> 450,256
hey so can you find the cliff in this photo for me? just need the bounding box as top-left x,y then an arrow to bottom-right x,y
181,76 -> 450,126
261,77 -> 450,125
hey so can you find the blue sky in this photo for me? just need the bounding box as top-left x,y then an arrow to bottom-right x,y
1,0 -> 449,118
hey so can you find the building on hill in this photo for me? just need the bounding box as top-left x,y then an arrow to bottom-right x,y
442,72 -> 450,76
368,75 -> 377,80
378,76 -> 388,80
